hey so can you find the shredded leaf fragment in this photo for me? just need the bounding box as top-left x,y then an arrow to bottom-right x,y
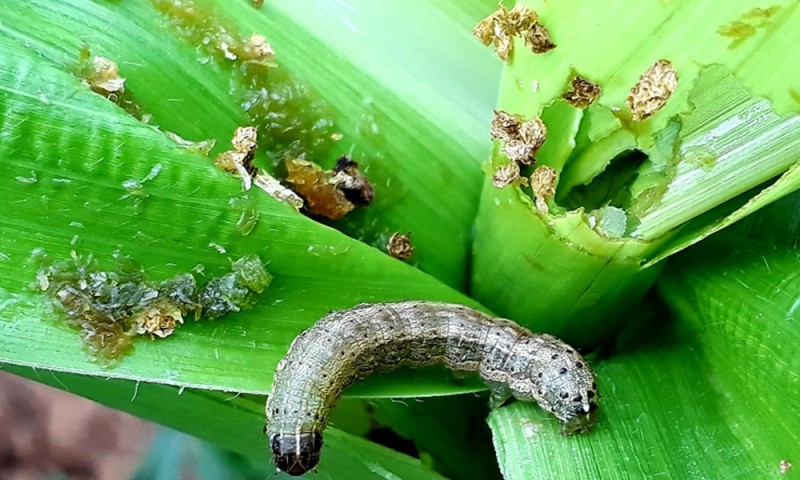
252,173 -> 304,211
120,163 -> 162,213
165,131 -> 216,156
563,76 -> 601,109
387,233 -> 414,261
229,196 -> 261,236
214,127 -> 303,210
627,60 -> 678,121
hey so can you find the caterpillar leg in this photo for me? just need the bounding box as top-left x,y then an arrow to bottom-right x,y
488,382 -> 512,409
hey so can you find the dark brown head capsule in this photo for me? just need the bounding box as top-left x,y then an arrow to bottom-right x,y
269,432 -> 323,476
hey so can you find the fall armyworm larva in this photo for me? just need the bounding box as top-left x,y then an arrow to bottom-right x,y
265,301 -> 599,476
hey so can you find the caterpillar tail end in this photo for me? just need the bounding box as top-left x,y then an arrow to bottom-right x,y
269,432 -> 323,476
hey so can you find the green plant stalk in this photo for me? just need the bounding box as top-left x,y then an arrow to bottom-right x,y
471,182 -> 660,346
471,0 -> 800,344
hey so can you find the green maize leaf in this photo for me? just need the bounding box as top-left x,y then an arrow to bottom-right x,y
1,365 -> 446,480
487,194 -> 800,479
471,0 -> 800,344
169,0 -> 501,290
1,0 -> 500,290
4,0 -> 800,478
0,0 -> 505,476
0,25 -> 493,397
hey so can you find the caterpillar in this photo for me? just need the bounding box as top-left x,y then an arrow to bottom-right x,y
265,301 -> 599,476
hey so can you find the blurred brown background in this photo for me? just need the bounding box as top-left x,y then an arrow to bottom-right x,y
0,371 -> 153,480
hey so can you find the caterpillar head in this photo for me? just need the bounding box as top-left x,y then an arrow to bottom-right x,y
543,360 -> 599,434
270,432 -> 322,476
524,336 -> 600,434
560,393 -> 599,435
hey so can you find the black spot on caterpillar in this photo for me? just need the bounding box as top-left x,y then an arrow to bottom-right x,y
265,301 -> 599,476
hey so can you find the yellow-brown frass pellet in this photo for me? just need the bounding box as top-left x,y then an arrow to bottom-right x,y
490,110 -> 522,142
242,34 -> 275,64
472,5 -> 515,61
131,299 -> 184,339
472,13 -> 496,46
284,158 -> 355,220
473,4 -> 554,60
85,56 -> 126,96
266,301 -> 599,476
284,156 -> 374,220
518,15 -> 555,54
231,126 -> 258,153
627,60 -> 678,121
252,0 -> 264,8
490,110 -> 547,165
386,233 -> 414,261
531,165 -> 558,213
563,76 -> 601,109
492,162 -> 523,189
329,156 -> 375,207
503,117 -> 547,165
516,118 -> 547,160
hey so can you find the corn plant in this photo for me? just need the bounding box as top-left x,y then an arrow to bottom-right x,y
1,1 -> 798,478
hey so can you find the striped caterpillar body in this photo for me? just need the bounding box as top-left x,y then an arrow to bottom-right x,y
265,301 -> 599,476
